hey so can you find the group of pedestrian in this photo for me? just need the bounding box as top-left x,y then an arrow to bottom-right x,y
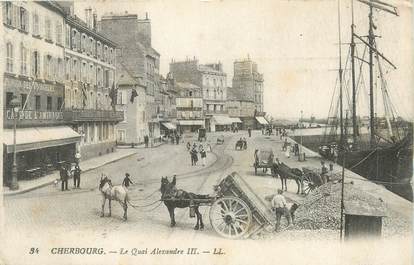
168,132 -> 181,145
59,163 -> 81,191
189,143 -> 208,166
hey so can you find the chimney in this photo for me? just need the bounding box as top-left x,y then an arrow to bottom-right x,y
146,12 -> 149,20
93,11 -> 97,30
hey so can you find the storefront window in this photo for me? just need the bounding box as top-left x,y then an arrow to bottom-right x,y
47,96 -> 52,111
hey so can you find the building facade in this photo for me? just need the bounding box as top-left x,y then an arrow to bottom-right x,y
99,13 -> 162,145
175,82 -> 204,133
231,57 -> 266,129
2,1 -> 80,187
115,70 -> 147,145
232,58 -> 264,113
169,58 -> 229,132
61,4 -> 123,160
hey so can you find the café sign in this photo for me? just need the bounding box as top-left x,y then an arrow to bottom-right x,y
6,110 -> 64,120
5,76 -> 63,93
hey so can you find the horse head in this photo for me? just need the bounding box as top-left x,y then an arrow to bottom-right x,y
160,176 -> 177,199
99,176 -> 111,191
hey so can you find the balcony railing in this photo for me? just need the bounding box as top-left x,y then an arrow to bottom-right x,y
64,109 -> 124,122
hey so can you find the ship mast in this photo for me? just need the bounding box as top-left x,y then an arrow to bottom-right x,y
355,0 -> 398,147
350,0 -> 357,148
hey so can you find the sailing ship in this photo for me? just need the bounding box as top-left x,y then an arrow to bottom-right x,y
319,0 -> 413,201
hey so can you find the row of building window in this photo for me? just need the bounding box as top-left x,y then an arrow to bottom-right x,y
4,42 -> 114,88
178,111 -> 202,119
6,92 -> 63,111
68,27 -> 115,65
206,104 -> 224,112
81,122 -> 115,145
3,2 -> 64,46
6,42 -> 65,81
65,88 -> 112,111
65,56 -> 114,87
203,76 -> 225,88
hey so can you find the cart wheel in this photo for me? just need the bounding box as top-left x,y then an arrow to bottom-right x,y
210,197 -> 252,239
302,173 -> 315,195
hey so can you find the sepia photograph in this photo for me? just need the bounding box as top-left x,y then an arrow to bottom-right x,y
0,0 -> 413,264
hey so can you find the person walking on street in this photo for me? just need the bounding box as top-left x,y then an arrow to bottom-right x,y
175,133 -> 180,145
122,173 -> 133,189
72,165 -> 81,189
248,127 -> 252,138
144,135 -> 149,148
60,165 -> 69,191
272,189 -> 292,232
200,147 -> 207,166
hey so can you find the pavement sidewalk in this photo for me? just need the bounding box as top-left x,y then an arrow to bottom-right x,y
3,148 -> 141,196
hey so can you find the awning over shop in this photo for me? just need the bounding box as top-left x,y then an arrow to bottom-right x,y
230,117 -> 242,123
177,120 -> 204,126
255,116 -> 269,125
3,126 -> 81,153
161,122 -> 176,130
212,115 -> 234,125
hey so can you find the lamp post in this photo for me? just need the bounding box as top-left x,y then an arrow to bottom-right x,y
299,110 -> 304,161
10,96 -> 21,190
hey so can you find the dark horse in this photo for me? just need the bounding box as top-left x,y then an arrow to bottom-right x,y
272,162 -> 304,194
160,176 -> 210,230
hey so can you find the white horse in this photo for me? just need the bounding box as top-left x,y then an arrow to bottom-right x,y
99,176 -> 129,220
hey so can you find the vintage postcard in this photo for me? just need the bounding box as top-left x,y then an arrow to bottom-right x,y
0,0 -> 412,264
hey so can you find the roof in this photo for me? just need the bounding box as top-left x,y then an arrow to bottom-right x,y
117,63 -> 145,87
344,186 -> 387,217
66,16 -> 118,47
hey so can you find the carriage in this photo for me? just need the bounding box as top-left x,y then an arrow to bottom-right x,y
216,135 -> 225,145
253,148 -> 275,175
235,139 -> 247,150
207,172 -> 274,239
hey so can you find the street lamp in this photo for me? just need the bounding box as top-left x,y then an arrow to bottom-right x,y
299,110 -> 304,161
9,96 -> 21,190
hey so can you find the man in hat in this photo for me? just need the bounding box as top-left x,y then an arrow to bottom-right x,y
271,189 -> 292,232
122,173 -> 133,189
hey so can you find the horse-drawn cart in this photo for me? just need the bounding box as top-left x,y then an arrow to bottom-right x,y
160,172 -> 275,239
210,172 -> 275,239
253,148 -> 275,175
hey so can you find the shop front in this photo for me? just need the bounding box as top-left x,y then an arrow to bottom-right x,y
2,126 -> 81,186
255,116 -> 269,129
211,115 -> 234,132
177,119 -> 205,133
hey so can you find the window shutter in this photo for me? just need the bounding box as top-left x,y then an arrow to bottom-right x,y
43,54 -> 48,79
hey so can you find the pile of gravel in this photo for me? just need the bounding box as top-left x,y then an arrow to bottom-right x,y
294,181 -> 387,231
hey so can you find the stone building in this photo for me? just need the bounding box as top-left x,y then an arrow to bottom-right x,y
226,87 -> 255,129
169,58 -> 231,132
99,12 -> 162,145
60,4 -> 123,160
2,1 -> 79,188
231,57 -> 267,129
175,82 -> 204,133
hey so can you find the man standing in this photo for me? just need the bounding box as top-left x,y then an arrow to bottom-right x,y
122,173 -> 133,189
271,189 -> 292,232
144,135 -> 149,148
248,127 -> 252,138
72,165 -> 81,189
200,147 -> 207,166
175,133 -> 180,145
60,165 -> 68,191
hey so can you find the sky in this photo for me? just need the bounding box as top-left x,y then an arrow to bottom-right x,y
75,0 -> 413,120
